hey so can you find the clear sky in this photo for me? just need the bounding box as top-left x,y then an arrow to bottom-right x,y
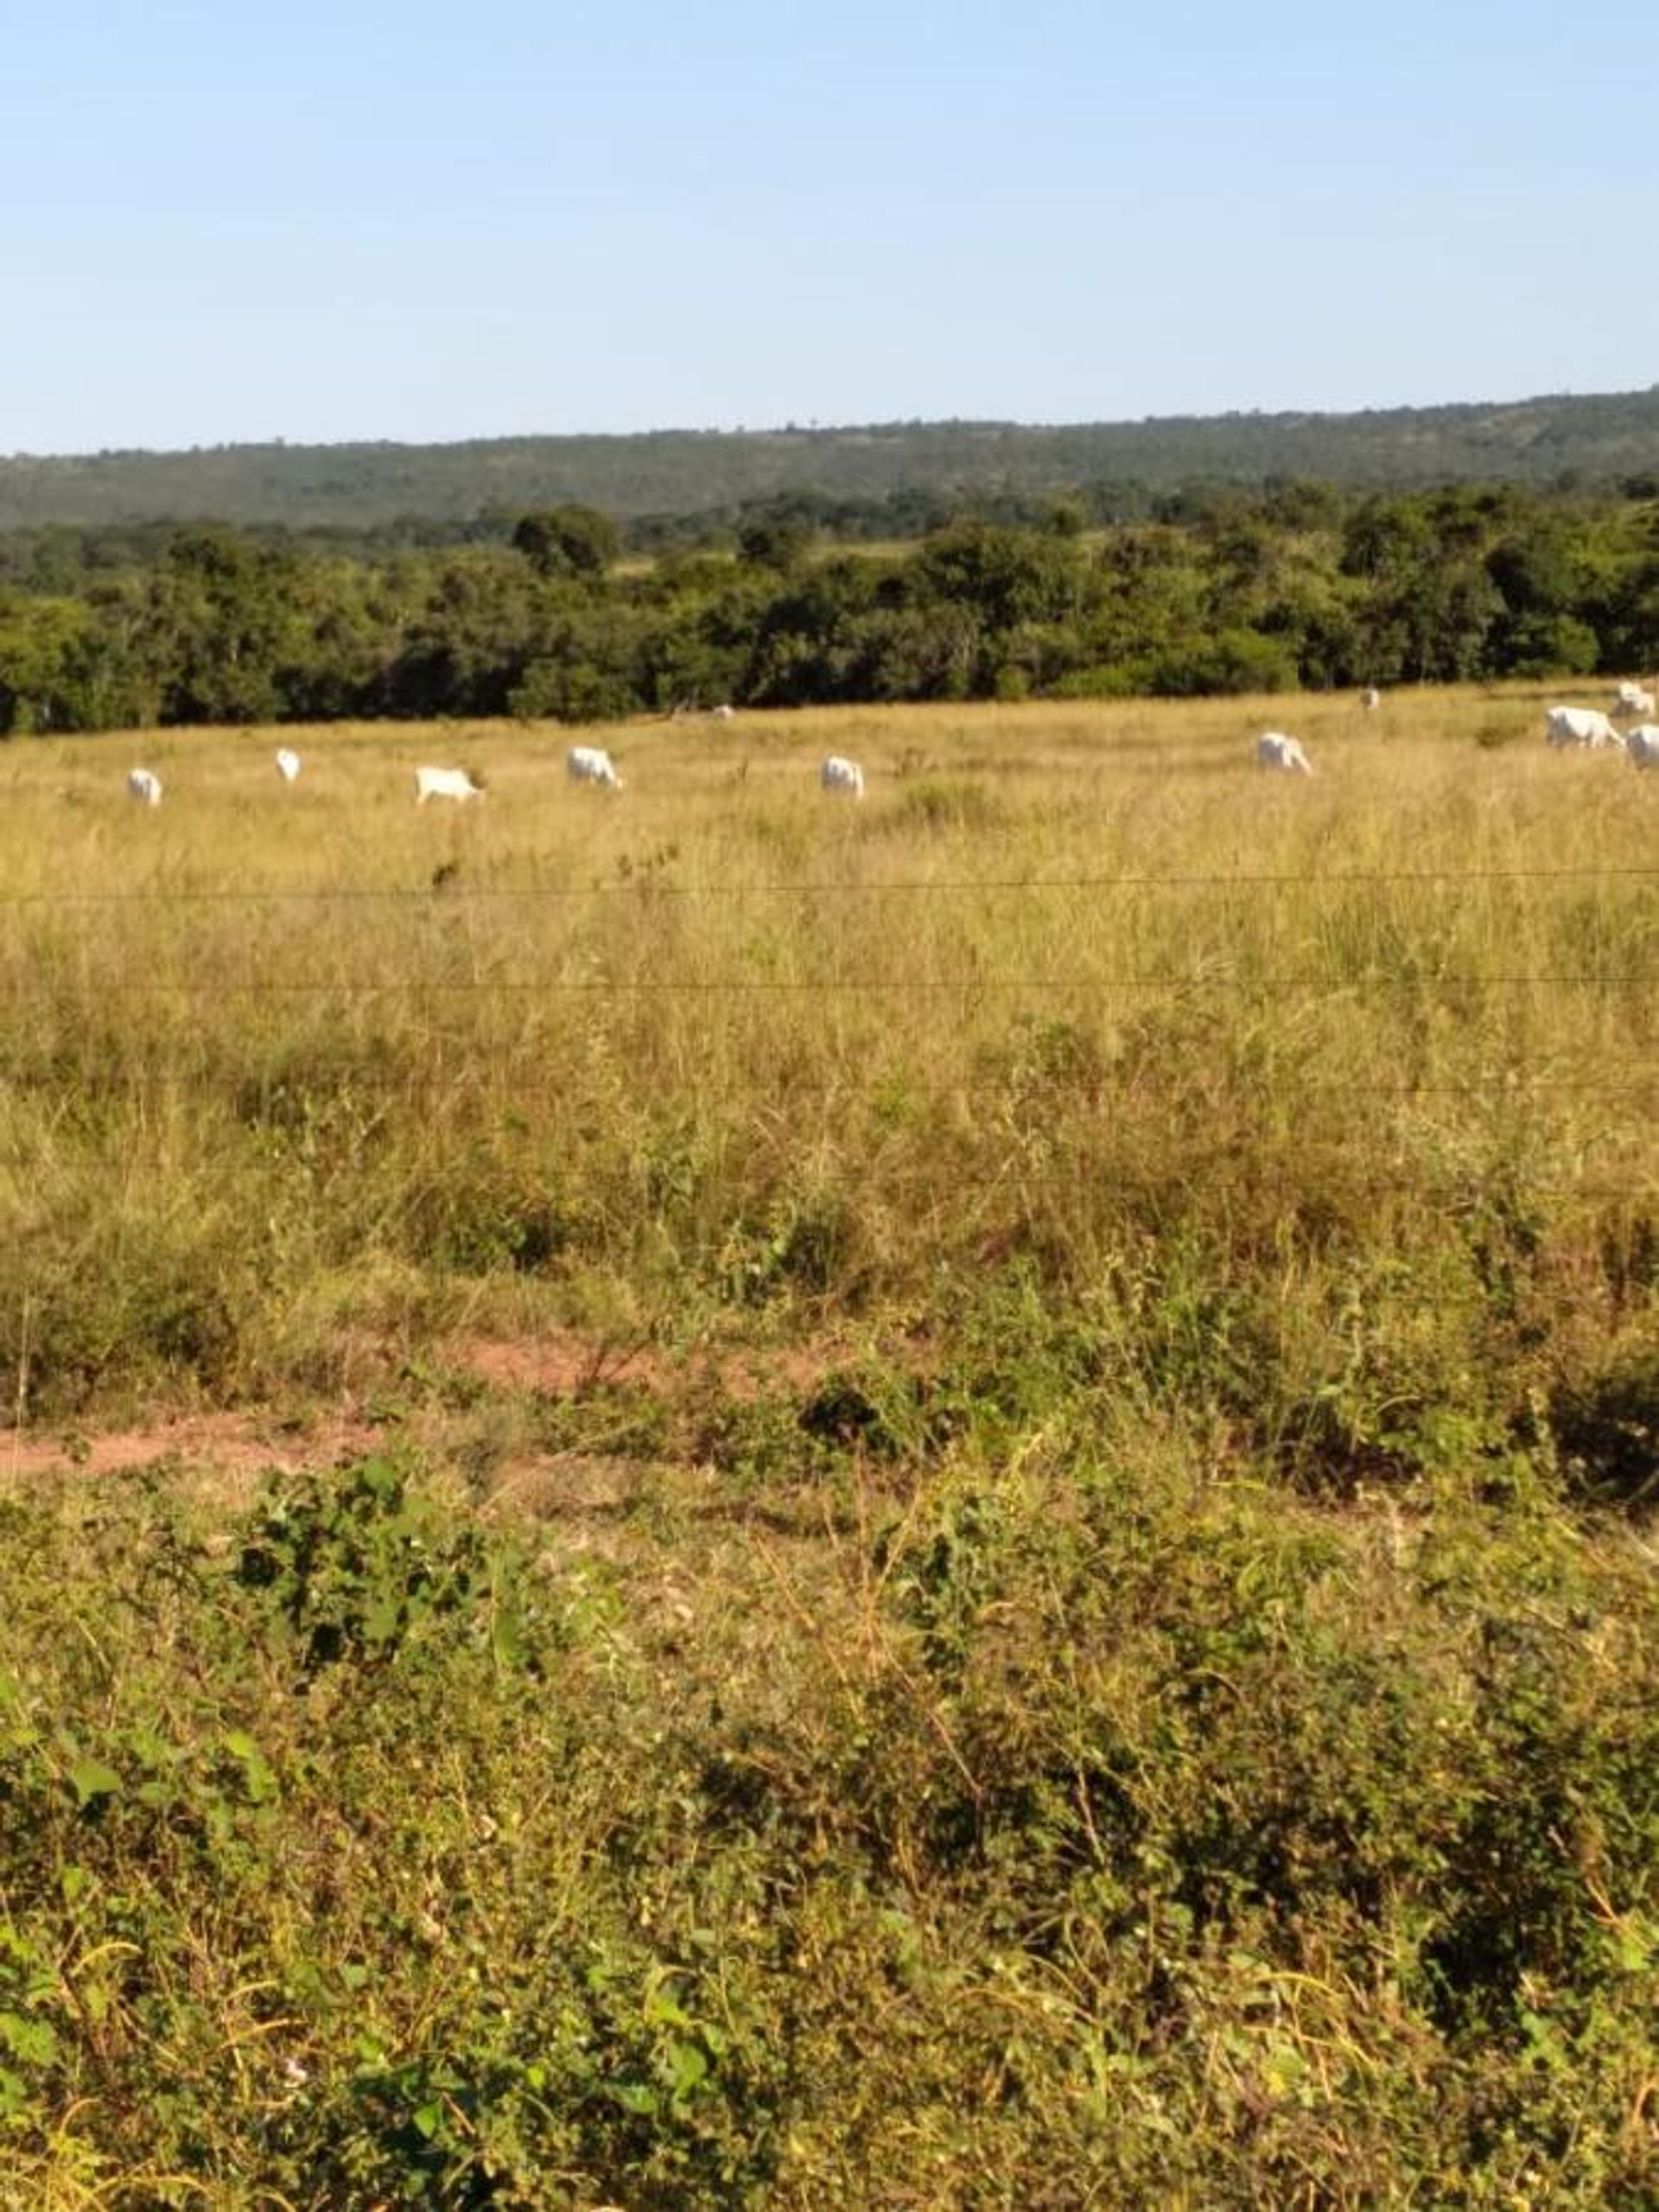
5,0 -> 1657,454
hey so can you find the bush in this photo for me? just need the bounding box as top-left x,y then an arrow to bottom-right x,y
1503,613 -> 1600,678
1,1415 -> 1656,2200
1149,628 -> 1300,696
508,657 -> 636,723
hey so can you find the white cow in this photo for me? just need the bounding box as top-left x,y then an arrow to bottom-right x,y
1361,686 -> 1382,711
1545,706 -> 1624,750
415,766 -> 484,804
709,703 -> 736,723
1617,685 -> 1655,718
274,747 -> 302,783
1255,732 -> 1313,775
821,755 -> 866,798
567,745 -> 623,789
1626,725 -> 1659,770
127,767 -> 162,806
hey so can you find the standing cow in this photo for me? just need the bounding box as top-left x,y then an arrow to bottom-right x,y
1545,707 -> 1624,750
415,766 -> 485,803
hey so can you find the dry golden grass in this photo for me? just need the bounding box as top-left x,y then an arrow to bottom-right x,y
3,682 -> 1656,1428
3,689 -> 1657,2206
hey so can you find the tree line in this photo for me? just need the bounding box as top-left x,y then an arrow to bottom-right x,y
3,481 -> 1657,735
5,385 -> 1659,531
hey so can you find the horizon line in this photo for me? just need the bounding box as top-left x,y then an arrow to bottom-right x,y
6,381 -> 1656,470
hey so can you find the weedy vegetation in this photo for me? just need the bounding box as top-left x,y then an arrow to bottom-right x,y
1,688 -> 1656,2203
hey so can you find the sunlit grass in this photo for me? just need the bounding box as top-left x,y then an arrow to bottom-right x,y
2,683 -> 1657,2202
2,682 -> 1656,1433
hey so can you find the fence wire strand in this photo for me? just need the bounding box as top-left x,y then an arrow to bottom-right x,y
6,861 -> 1659,906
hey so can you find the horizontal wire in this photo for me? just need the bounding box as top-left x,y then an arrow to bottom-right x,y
226,1159 -> 1659,1208
3,858 -> 1659,902
0,1116 -> 1643,1205
10,973 -> 1656,995
732,1171 -> 1659,1201
10,1070 -> 1657,1103
6,864 -> 1659,906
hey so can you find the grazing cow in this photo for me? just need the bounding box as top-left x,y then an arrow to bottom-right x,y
820,755 -> 866,798
127,767 -> 162,806
709,703 -> 735,722
1361,686 -> 1382,710
1626,725 -> 1659,770
1545,706 -> 1624,750
1255,732 -> 1313,774
415,765 -> 484,804
274,747 -> 302,783
1618,685 -> 1656,718
567,745 -> 623,789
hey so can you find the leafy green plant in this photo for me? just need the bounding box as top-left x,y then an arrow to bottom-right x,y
234,1454 -> 538,1678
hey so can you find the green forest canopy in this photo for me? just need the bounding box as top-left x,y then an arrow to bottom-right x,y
3,480 -> 1658,734
4,385 -> 1659,531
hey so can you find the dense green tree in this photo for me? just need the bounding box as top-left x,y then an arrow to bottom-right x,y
918,524 -> 1085,632
511,505 -> 620,579
736,513 -> 814,573
129,530 -> 310,723
1149,628 -> 1299,696
1602,556 -> 1659,671
5,475 -> 1659,734
0,596 -> 103,732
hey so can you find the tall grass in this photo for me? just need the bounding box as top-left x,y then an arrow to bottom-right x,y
4,689 -> 1656,1486
2,688 -> 1657,2202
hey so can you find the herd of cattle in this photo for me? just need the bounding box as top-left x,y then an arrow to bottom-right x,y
124,744 -> 872,806
1255,680 -> 1659,777
1538,680 -> 1659,766
113,682 -> 1659,806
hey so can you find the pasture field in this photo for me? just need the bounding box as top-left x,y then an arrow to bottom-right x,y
1,688 -> 1656,2204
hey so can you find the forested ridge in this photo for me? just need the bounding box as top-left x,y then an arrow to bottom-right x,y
5,385 -> 1659,532
3,479 -> 1658,734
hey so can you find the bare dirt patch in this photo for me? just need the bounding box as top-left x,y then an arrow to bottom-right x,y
0,1325 -> 924,1507
454,1329 -> 669,1395
1,1407 -> 379,1491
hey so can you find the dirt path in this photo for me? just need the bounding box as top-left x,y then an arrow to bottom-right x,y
0,1406 -> 382,1485
0,1326 -> 871,1489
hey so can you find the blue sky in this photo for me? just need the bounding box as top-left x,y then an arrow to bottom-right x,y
4,0 -> 1657,454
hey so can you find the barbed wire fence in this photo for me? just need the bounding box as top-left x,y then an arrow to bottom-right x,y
5,861 -> 1656,1202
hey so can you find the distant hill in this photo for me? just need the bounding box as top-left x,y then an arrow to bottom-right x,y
4,388 -> 1659,529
